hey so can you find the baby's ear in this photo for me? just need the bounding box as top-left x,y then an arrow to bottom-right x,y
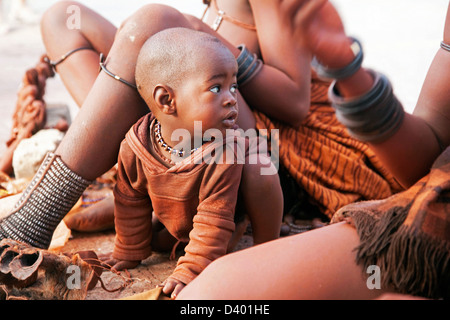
153,84 -> 176,114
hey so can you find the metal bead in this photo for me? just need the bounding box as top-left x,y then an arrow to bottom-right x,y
153,119 -> 197,158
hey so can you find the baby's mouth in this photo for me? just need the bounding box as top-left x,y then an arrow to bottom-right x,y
223,110 -> 238,127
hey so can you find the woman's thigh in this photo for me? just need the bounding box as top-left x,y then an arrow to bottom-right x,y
177,222 -> 389,300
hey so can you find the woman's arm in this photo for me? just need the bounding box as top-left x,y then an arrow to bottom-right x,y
413,2 -> 450,149
189,0 -> 320,127
234,0 -> 313,127
291,0 -> 449,187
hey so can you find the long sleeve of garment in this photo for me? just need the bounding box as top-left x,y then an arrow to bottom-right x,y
169,150 -> 243,284
112,139 -> 153,261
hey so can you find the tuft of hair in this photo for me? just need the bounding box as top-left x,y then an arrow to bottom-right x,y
135,27 -> 225,106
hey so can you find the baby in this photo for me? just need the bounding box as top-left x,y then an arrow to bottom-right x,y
104,27 -> 282,298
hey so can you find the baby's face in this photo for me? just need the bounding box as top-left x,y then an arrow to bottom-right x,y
173,45 -> 239,141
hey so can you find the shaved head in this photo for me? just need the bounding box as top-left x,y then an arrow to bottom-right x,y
135,27 -> 232,109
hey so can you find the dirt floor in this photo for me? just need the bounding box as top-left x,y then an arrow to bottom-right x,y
61,229 -> 254,300
0,204 -> 257,301
62,229 -> 181,300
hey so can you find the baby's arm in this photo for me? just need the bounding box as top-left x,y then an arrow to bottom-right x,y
163,141 -> 244,298
107,142 -> 154,270
164,208 -> 237,298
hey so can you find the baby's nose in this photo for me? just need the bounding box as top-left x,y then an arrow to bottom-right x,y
224,91 -> 237,106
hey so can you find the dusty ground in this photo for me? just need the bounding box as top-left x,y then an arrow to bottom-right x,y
0,0 -> 448,301
62,229 -> 182,300
61,228 -> 254,300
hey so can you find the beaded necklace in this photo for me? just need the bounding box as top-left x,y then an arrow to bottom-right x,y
153,119 -> 199,158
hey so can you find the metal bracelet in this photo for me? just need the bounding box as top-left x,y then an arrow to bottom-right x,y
329,69 -> 405,143
44,46 -> 93,72
236,44 -> 263,86
239,58 -> 262,87
312,37 -> 364,80
440,41 -> 450,53
99,53 -> 137,90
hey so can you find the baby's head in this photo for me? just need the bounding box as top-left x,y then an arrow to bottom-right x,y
135,27 -> 238,144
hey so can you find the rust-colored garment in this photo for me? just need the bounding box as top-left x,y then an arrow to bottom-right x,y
112,114 -> 244,285
253,74 -> 403,219
333,147 -> 450,299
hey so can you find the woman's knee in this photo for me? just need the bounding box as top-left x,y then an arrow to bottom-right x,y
116,3 -> 191,46
40,1 -> 82,32
183,13 -> 211,32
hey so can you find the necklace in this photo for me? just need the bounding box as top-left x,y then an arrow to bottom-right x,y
202,0 -> 256,32
153,120 -> 199,158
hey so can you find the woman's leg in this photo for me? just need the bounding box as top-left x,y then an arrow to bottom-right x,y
177,222 -> 391,300
56,4 -> 199,179
40,1 -> 117,107
41,1 -> 117,107
0,4 -> 202,248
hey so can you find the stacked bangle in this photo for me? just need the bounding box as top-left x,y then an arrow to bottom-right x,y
236,44 -> 263,87
329,69 -> 405,143
312,37 -> 364,80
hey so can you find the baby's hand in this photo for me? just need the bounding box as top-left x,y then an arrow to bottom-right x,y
160,277 -> 186,299
100,253 -> 140,271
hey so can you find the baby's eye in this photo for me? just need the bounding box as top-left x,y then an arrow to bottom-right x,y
210,85 -> 220,93
230,84 -> 238,93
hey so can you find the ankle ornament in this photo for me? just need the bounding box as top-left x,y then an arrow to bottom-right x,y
99,53 -> 137,90
44,46 -> 92,72
0,153 -> 92,249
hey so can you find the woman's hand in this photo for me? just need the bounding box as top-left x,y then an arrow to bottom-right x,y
283,0 -> 355,68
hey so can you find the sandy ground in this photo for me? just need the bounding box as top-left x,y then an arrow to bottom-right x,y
0,0 -> 448,300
